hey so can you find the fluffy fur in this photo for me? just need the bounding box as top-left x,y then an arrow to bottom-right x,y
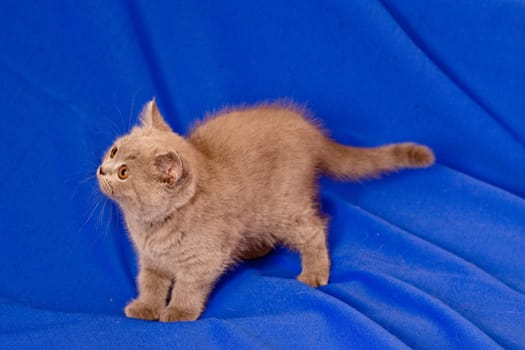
97,99 -> 435,322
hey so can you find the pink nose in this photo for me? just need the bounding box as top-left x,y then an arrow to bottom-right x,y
98,166 -> 107,175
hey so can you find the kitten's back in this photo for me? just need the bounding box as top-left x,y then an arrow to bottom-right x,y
189,103 -> 322,161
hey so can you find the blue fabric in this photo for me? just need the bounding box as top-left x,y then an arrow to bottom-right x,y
1,0 -> 524,349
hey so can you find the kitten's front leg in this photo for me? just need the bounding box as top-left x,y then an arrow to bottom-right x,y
125,267 -> 172,321
159,272 -> 217,322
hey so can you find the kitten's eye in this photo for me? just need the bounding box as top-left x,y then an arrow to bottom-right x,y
118,165 -> 129,180
110,147 -> 118,159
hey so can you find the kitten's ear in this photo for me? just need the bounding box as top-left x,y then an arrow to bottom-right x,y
140,98 -> 172,132
154,151 -> 183,187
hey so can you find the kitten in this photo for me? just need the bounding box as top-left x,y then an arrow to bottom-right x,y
97,99 -> 434,322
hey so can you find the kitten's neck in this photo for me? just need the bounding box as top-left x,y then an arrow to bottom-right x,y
124,209 -> 177,238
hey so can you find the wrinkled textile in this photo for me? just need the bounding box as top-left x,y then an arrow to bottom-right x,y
0,1 -> 524,349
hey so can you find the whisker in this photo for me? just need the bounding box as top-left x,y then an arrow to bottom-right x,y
113,91 -> 126,135
110,119 -> 122,138
128,92 -> 137,131
79,196 -> 103,233
86,193 -> 114,248
106,202 -> 117,238
68,167 -> 100,199
105,202 -> 112,235
98,199 -> 108,227
101,114 -> 122,139
65,164 -> 98,182
79,174 -> 97,184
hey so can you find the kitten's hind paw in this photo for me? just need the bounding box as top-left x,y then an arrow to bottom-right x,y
124,300 -> 161,321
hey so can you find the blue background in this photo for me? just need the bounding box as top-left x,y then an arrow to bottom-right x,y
0,0 -> 524,349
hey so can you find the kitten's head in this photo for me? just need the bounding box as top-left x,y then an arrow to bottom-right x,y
97,99 -> 196,221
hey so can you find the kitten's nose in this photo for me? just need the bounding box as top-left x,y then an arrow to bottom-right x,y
98,166 -> 107,176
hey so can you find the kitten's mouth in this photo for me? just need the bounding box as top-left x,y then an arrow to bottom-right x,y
98,177 -> 115,198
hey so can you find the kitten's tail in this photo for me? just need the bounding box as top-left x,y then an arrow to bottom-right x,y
319,139 -> 435,181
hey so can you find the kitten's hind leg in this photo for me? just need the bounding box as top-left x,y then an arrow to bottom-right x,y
282,215 -> 330,288
239,244 -> 273,260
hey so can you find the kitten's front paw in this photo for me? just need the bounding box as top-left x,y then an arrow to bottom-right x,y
124,300 -> 161,321
159,306 -> 200,322
297,272 -> 329,288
